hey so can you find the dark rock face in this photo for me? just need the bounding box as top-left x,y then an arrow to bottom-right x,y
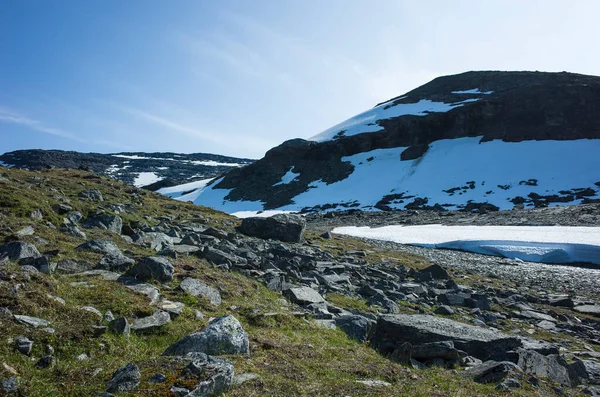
464,361 -> 522,384
209,71 -> 600,209
335,315 -> 376,342
372,314 -> 522,361
238,214 -> 306,243
0,150 -> 254,189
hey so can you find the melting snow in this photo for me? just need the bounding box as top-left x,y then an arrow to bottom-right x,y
332,225 -> 600,265
231,210 -> 297,218
157,178 -> 213,199
452,88 -> 494,95
133,172 -> 163,187
276,137 -> 600,211
273,167 -> 300,186
310,98 -> 480,142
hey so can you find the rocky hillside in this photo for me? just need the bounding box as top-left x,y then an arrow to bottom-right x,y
186,71 -> 600,213
0,149 -> 254,189
0,166 -> 599,396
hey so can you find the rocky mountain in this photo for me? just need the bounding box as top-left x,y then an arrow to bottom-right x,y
182,71 -> 600,213
0,149 -> 254,189
0,166 -> 599,396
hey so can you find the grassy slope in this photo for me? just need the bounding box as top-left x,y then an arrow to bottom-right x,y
0,167 -> 583,396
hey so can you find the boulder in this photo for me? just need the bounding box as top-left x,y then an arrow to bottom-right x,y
569,359 -> 600,385
79,188 -> 103,202
514,349 -> 572,386
180,278 -> 222,306
82,213 -> 123,234
126,256 -> 174,282
76,240 -> 122,256
97,253 -> 135,272
132,232 -> 173,251
131,311 -> 171,333
106,362 -> 140,393
200,247 -> 244,267
334,315 -> 375,342
14,315 -> 51,328
15,336 -> 33,355
410,340 -> 466,361
574,305 -> 600,317
182,353 -> 234,397
464,361 -> 522,384
109,317 -> 130,337
238,214 -> 306,243
372,314 -> 521,361
418,264 -> 451,280
0,241 -> 41,262
283,287 -> 325,305
163,315 -> 249,356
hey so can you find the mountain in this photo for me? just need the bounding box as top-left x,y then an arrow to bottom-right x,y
0,149 -> 254,189
181,70 -> 600,213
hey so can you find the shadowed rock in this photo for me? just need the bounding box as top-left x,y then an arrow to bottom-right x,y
238,214 -> 306,243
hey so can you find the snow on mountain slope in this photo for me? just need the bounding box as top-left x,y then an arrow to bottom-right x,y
186,137 -> 600,213
157,178 -> 213,198
332,224 -> 600,265
310,97 -> 481,142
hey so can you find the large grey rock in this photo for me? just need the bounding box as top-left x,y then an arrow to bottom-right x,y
132,232 -> 173,251
97,253 -> 135,272
76,240 -> 122,256
182,353 -> 234,397
574,305 -> 600,317
60,224 -> 87,239
0,241 -> 41,262
515,349 -> 572,386
283,286 -> 325,305
334,315 -> 375,342
238,214 -> 306,243
464,361 -> 522,383
569,359 -> 600,385
126,256 -> 174,282
372,314 -> 521,361
163,315 -> 249,356
106,362 -> 140,393
82,213 -> 123,234
79,188 -> 103,202
56,258 -> 93,274
410,340 -> 466,361
180,278 -> 222,306
131,311 -> 171,332
200,247 -> 244,267
418,264 -> 451,280
15,226 -> 35,237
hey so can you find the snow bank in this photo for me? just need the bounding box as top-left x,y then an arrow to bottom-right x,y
231,210 -> 297,218
275,137 -> 600,211
157,178 -> 213,198
133,172 -> 163,187
332,224 -> 600,265
310,98 -> 480,142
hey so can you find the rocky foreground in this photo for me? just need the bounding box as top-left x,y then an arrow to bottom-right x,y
0,167 -> 599,396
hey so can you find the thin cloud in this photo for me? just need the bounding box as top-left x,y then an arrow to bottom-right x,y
0,107 -> 85,142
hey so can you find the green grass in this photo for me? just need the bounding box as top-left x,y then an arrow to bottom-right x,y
0,167 -> 588,396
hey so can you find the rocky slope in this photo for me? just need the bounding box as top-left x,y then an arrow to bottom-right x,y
186,71 -> 600,213
0,166 -> 599,396
0,149 -> 254,189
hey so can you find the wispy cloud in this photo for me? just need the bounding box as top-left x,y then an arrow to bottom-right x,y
0,107 -> 85,142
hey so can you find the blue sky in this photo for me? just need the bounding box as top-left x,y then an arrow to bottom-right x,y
1,0 -> 599,158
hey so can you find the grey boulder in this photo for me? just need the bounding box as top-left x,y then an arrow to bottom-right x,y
180,278 -> 222,306
106,362 -> 140,393
238,214 -> 306,243
464,361 -> 522,383
372,314 -> 521,361
283,286 -> 325,306
0,241 -> 41,262
126,256 -> 174,282
82,213 -> 123,234
163,315 -> 249,356
131,311 -> 171,333
334,315 -> 375,343
76,240 -> 122,256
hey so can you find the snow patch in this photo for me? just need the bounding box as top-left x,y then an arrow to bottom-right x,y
332,224 -> 600,265
273,167 -> 300,186
452,88 -> 494,95
133,172 -> 163,187
157,178 -> 212,199
231,210 -> 298,218
189,160 -> 243,167
310,98 -> 480,142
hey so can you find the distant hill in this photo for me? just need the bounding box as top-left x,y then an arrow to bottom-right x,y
0,149 -> 254,189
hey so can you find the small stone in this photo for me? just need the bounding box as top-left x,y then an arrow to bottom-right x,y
233,373 -> 261,386
105,362 -> 140,393
104,311 -> 115,322
35,356 -> 56,369
131,311 -> 171,333
149,373 -> 166,383
76,353 -> 90,361
109,317 -> 131,337
81,306 -> 103,319
15,336 -> 32,355
13,314 -> 50,328
1,377 -> 19,393
180,278 -> 221,306
434,305 -> 455,315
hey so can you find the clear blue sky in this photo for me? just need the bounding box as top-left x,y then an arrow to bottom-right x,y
1,0 -> 599,158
